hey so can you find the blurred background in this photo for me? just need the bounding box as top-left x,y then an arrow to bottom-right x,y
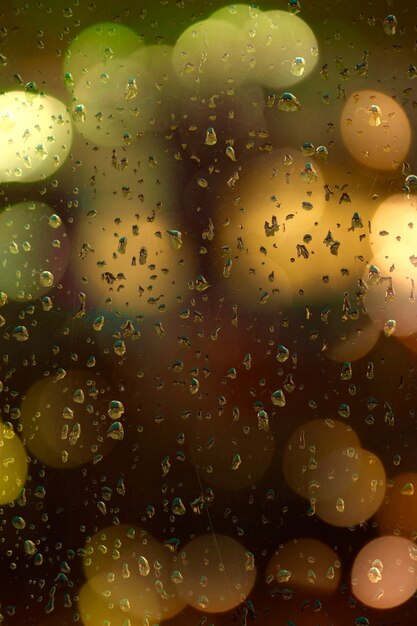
1,0 -> 417,624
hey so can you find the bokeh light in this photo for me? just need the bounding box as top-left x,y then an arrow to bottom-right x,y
238,9 -> 319,89
314,448 -> 386,528
363,250 -> 417,337
72,196 -> 192,318
78,582 -> 127,626
266,537 -> 341,594
70,44 -> 177,146
361,193 -> 417,336
351,536 -> 417,609
178,533 -> 257,613
171,18 -> 249,94
0,91 -> 73,183
0,201 -> 70,301
340,91 -> 411,171
283,418 -> 361,499
216,149 -> 372,306
19,370 -> 115,468
0,422 -> 28,505
64,22 -> 142,87
82,524 -> 186,622
376,472 -> 417,540
3,3 -> 417,625
370,194 -> 417,256
327,323 -> 381,363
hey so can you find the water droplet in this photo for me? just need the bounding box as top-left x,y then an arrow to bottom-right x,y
197,595 -> 209,609
113,340 -> 126,356
9,240 -> 19,254
72,389 -> 84,403
338,403 -> 350,418
12,516 -> 26,530
107,421 -> 124,440
171,569 -> 183,584
205,127 -> 217,146
383,14 -> 397,36
124,77 -> 138,101
335,497 -> 345,513
93,316 -> 104,331
12,325 -> 29,341
368,104 -> 382,127
340,361 -> 352,380
276,345 -> 289,362
64,72 -> 74,87
24,540 -> 36,555
138,555 -> 150,576
48,214 -> 62,228
108,400 -> 125,420
72,104 -> 86,122
401,482 -> 414,495
278,92 -> 301,112
39,271 -> 54,287
232,452 -> 242,470
172,497 -> 186,515
166,230 -> 183,249
368,264 -> 381,285
300,162 -> 318,183
226,145 -> 237,161
367,566 -> 383,583
271,390 -> 286,407
288,0 -> 301,14
277,568 -> 292,583
384,319 -> 396,337
290,56 -> 305,76
96,500 -> 107,515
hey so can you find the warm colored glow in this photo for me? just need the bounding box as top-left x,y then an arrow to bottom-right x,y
283,418 -> 361,499
376,472 -> 417,540
266,537 -> 341,594
83,524 -> 144,579
172,7 -> 318,95
73,199 -> 192,317
171,18 -> 249,94
19,371 -> 115,468
327,323 -> 381,363
217,150 -> 372,305
283,419 -> 386,527
363,250 -> 417,337
238,9 -> 319,89
351,536 -> 417,609
370,194 -> 417,255
0,422 -> 28,505
314,448 -> 386,527
64,22 -> 142,87
0,201 -> 70,301
82,524 -> 186,621
178,534 -> 256,613
70,44 -> 176,146
0,91 -> 73,183
78,582 -> 127,626
362,193 -> 417,336
340,91 -> 411,170
210,3 -> 259,28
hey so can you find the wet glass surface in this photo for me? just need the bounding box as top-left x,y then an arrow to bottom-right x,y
1,0 -> 417,624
